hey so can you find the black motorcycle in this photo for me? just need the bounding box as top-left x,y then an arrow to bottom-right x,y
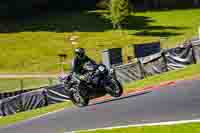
62,62 -> 123,107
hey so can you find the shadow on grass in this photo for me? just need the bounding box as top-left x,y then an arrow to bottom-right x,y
124,15 -> 187,37
0,11 -> 111,33
0,11 -> 187,38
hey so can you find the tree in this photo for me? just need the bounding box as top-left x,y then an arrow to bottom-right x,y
105,0 -> 131,29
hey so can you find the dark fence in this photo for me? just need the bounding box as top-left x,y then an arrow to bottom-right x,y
192,39 -> 200,63
1,89 -> 47,116
165,43 -> 195,70
0,84 -> 70,116
0,86 -> 49,100
1,39 -> 200,117
45,84 -> 70,105
139,52 -> 168,76
115,39 -> 200,84
115,61 -> 144,83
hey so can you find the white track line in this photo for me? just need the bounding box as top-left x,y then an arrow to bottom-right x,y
66,119 -> 200,133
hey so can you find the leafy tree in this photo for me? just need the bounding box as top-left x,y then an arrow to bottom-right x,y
96,0 -> 109,9
105,0 -> 131,29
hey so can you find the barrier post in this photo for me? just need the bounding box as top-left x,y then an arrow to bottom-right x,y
1,102 -> 6,116
137,59 -> 146,79
42,89 -> 49,106
161,50 -> 169,72
58,54 -> 67,74
19,79 -> 24,111
20,79 -> 24,92
48,78 -> 53,86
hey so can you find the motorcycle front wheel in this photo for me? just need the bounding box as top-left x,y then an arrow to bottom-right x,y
69,89 -> 89,107
106,79 -> 123,97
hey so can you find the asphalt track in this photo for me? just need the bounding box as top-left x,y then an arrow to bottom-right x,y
1,80 -> 200,133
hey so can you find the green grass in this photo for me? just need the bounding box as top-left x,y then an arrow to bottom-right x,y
0,101 -> 72,127
78,122 -> 200,133
0,78 -> 59,93
0,9 -> 200,72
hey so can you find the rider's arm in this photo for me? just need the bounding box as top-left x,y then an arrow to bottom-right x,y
71,57 -> 79,74
71,57 -> 84,80
86,56 -> 96,65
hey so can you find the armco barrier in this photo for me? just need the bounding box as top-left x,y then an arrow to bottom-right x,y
45,84 -> 70,105
0,89 -> 47,116
114,39 -> 200,83
139,52 -> 168,76
0,86 -> 49,100
0,100 -> 3,116
165,43 -> 195,70
192,39 -> 200,63
115,61 -> 144,84
0,84 -> 70,116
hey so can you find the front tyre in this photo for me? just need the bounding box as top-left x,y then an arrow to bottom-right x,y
70,89 -> 89,107
106,79 -> 123,97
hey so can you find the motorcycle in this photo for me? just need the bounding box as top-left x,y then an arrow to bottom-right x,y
60,62 -> 123,107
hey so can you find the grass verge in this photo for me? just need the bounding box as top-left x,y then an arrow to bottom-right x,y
78,122 -> 200,133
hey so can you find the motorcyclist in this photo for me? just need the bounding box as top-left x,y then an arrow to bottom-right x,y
71,48 -> 97,82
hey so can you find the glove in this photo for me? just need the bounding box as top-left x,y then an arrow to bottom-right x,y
58,74 -> 68,82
